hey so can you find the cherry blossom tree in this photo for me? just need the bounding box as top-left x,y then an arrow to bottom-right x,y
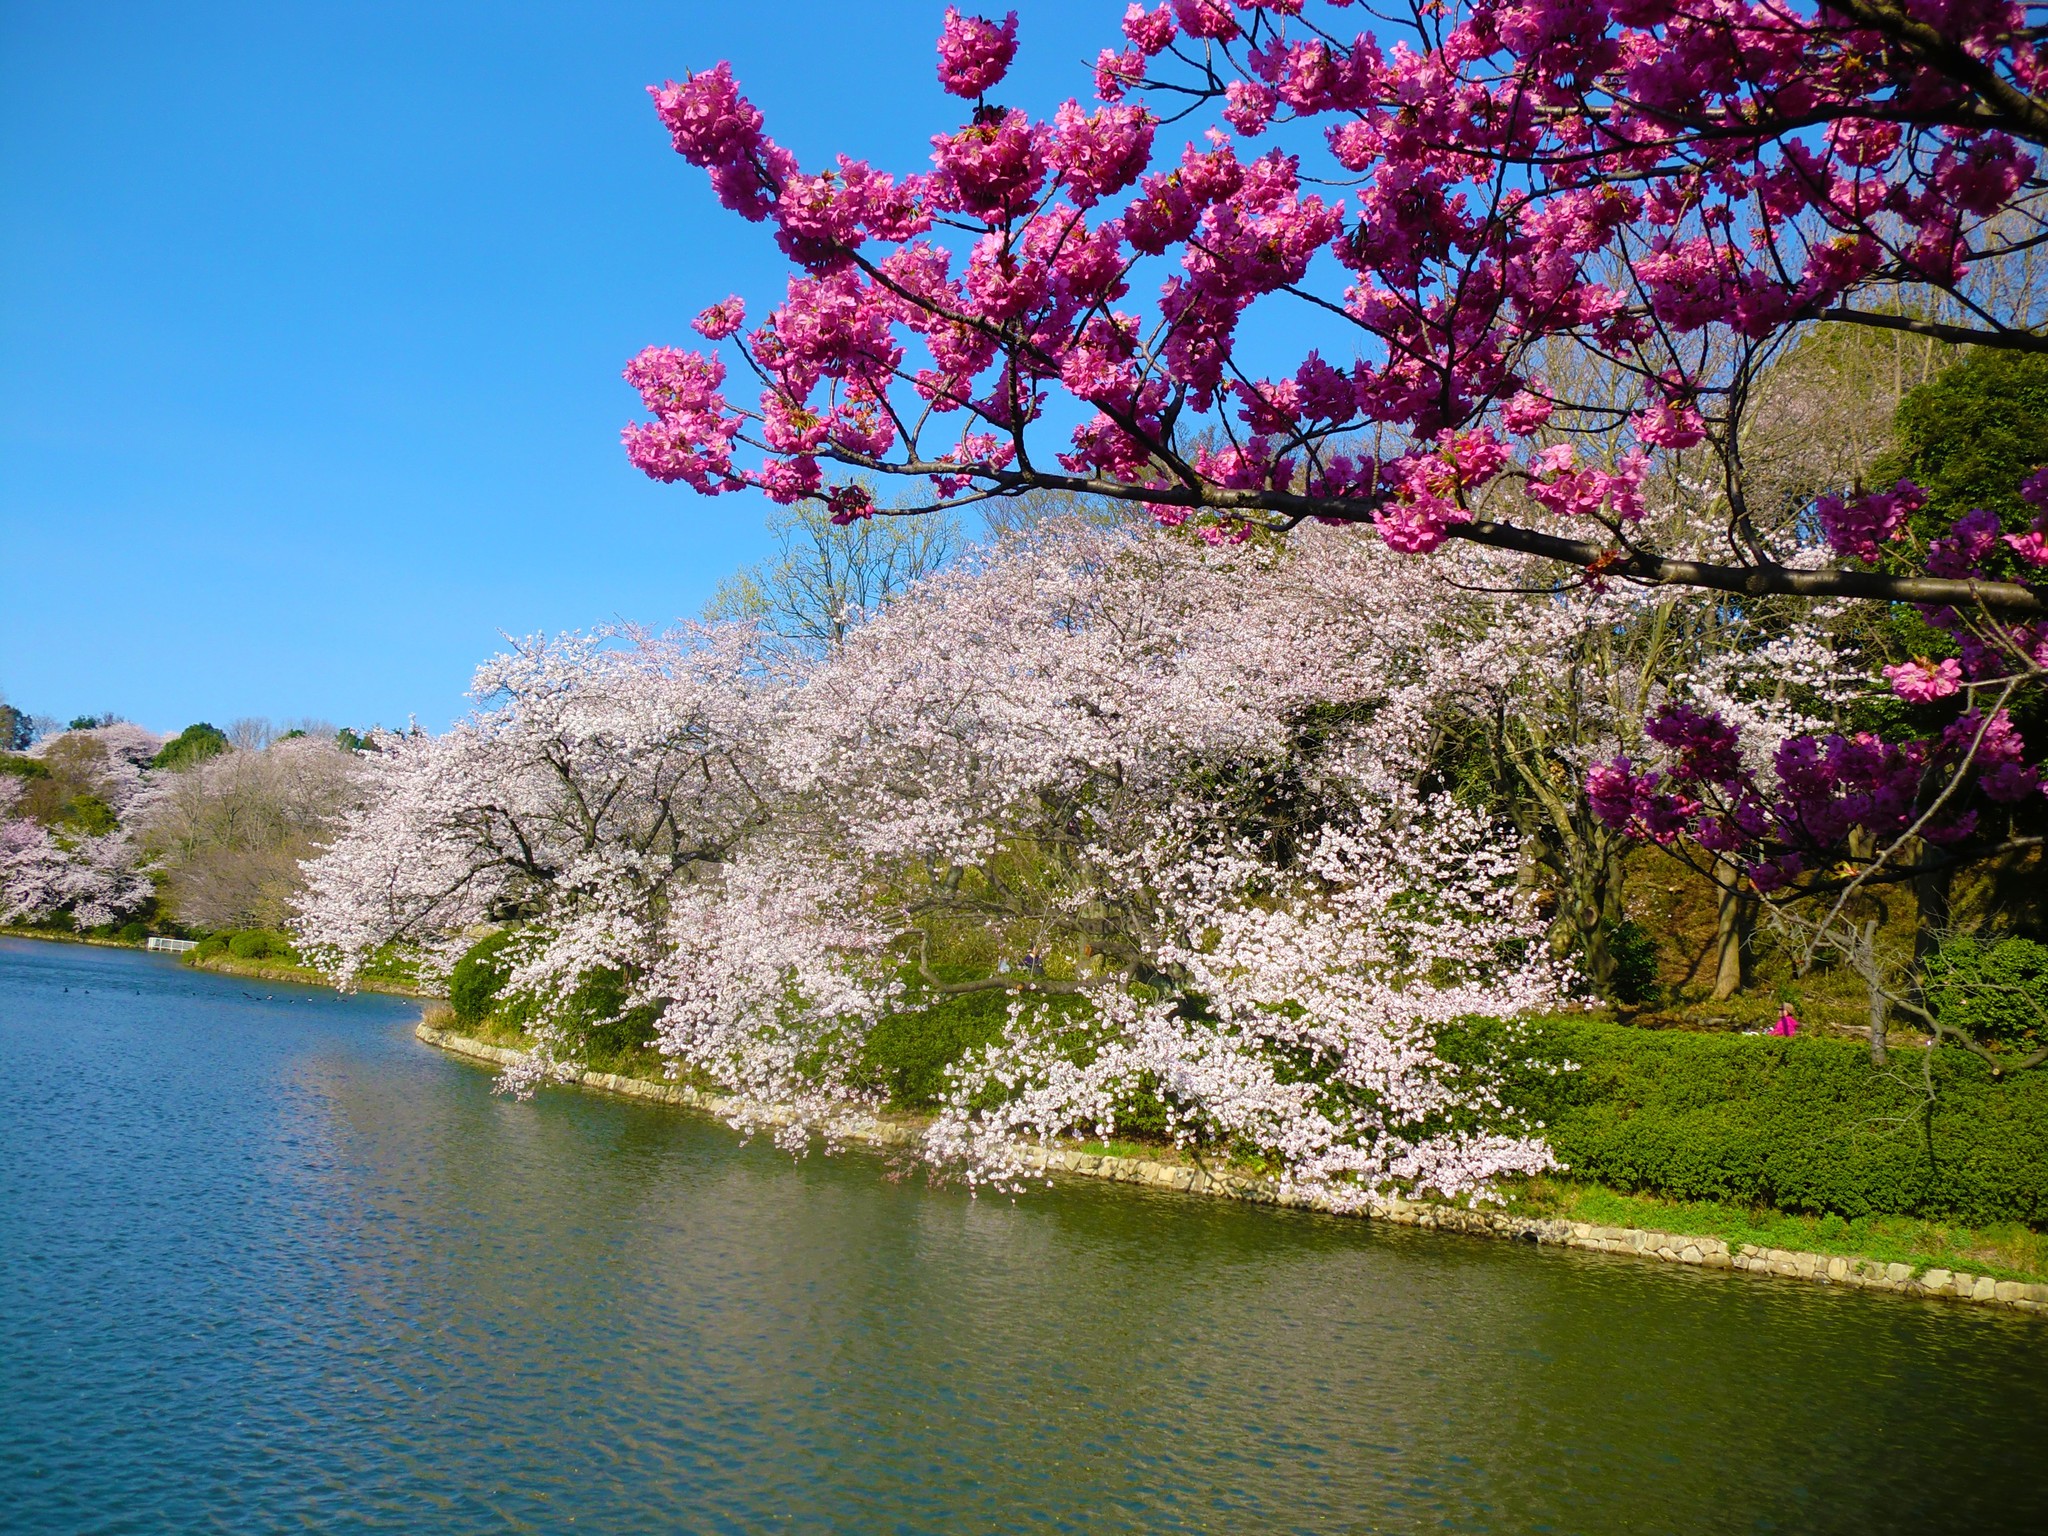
620,0 -> 2047,614
295,625 -> 788,992
305,517 -> 1570,1196
0,723 -> 163,929
771,516 -> 1571,1196
620,4 -> 2048,992
925,791 -> 1566,1205
0,817 -> 155,929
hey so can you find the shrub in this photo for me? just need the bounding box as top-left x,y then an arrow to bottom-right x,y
1452,1015 -> 2048,1226
116,921 -> 148,944
1925,937 -> 2048,1049
225,929 -> 295,961
561,969 -> 661,1061
858,987 -> 1014,1108
58,794 -> 117,835
1607,920 -> 1661,1007
449,930 -> 517,1025
447,935 -> 658,1059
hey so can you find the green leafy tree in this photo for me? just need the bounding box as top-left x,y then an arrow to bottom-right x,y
0,695 -> 32,752
151,722 -> 230,772
1873,349 -> 2048,558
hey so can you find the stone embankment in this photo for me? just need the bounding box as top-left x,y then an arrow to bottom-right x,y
416,1020 -> 2048,1317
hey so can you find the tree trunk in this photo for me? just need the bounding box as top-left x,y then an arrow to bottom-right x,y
1912,853 -> 1952,989
1710,858 -> 1753,1001
1550,823 -> 1625,1000
1862,918 -> 1889,1067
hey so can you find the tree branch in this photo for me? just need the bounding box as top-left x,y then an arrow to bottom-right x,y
1441,519 -> 2048,615
1819,306 -> 2048,354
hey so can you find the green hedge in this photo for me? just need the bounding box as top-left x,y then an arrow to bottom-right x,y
1468,1017 -> 2048,1227
193,929 -> 298,963
857,987 -> 1014,1107
449,929 -> 516,1024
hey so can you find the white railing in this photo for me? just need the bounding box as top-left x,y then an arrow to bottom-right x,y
145,937 -> 198,953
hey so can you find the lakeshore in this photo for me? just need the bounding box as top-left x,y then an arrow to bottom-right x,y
0,926 -> 437,997
418,1016 -> 2048,1315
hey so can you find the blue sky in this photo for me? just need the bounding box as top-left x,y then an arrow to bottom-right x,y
0,0 -> 1131,733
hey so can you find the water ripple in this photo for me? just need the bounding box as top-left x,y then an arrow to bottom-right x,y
3,938 -> 2044,1534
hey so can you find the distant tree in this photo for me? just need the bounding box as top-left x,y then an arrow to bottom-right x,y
0,694 -> 32,752
68,713 -> 116,732
152,723 -> 230,772
0,723 -> 162,930
335,727 -> 373,754
16,724 -> 161,826
704,495 -> 959,649
140,735 -> 363,931
227,718 -> 278,752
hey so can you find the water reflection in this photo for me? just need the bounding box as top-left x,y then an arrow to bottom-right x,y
2,937 -> 2042,1534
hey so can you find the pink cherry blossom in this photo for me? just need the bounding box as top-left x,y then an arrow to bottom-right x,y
1170,0 -> 1239,41
935,8 -> 1020,99
692,296 -> 747,340
1883,657 -> 1963,704
1121,3 -> 1177,55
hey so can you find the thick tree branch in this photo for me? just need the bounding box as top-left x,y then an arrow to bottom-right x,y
1439,518 -> 2048,615
1820,306 -> 2048,353
1822,0 -> 2048,147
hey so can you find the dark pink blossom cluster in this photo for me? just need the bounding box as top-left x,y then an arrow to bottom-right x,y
1816,480 -> 1928,564
1810,476 -> 2048,706
1591,481 -> 2048,892
936,8 -> 1019,98
621,3 -> 2044,564
1589,703 -> 2040,893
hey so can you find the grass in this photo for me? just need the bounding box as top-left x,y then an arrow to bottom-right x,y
186,950 -> 437,998
1504,1176 -> 2048,1285
1,924 -> 142,949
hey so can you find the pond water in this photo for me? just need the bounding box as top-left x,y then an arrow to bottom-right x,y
2,937 -> 2044,1534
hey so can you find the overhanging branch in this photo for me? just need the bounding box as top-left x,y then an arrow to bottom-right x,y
1442,518 -> 2048,615
1820,306 -> 2048,354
